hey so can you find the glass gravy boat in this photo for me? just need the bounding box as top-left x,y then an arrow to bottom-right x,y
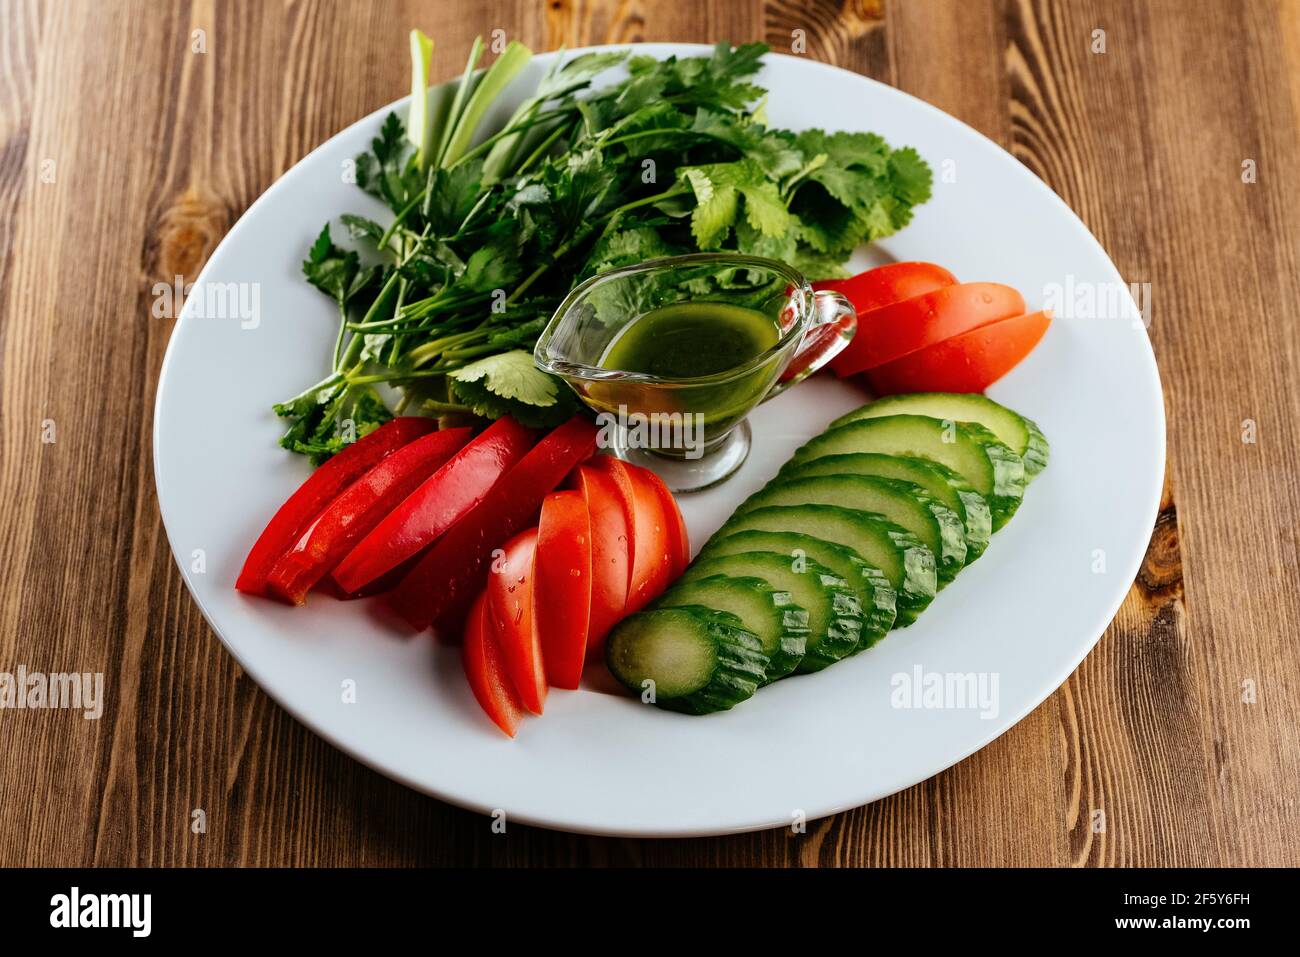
535,254 -> 856,491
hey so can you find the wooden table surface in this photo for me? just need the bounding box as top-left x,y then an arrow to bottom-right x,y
2,0 -> 1298,867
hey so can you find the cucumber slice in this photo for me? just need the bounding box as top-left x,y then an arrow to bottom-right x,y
708,505 -> 936,626
657,575 -> 807,681
830,393 -> 1049,479
679,552 -> 861,673
605,606 -> 768,714
788,415 -> 1026,530
781,453 -> 992,563
701,530 -> 896,651
734,474 -> 967,586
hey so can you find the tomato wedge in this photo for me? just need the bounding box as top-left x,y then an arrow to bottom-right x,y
638,467 -> 690,576
265,428 -> 471,604
463,591 -> 524,737
485,528 -> 546,714
622,464 -> 674,614
824,262 -> 957,377
235,417 -> 436,596
570,464 -> 630,651
332,416 -> 536,593
866,310 -> 1052,396
534,491 -> 592,690
831,282 -> 1025,377
389,415 -> 599,631
588,458 -> 638,592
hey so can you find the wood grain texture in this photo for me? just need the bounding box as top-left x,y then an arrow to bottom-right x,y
1,0 -> 1297,866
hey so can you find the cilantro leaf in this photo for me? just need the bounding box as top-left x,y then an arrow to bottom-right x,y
447,350 -> 576,427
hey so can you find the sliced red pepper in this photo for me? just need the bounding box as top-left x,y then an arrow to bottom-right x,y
637,466 -> 690,577
463,591 -> 524,737
389,415 -> 599,631
235,417 -> 437,597
263,428 -> 471,604
485,528 -> 547,714
570,464 -> 631,652
823,262 -> 958,377
866,310 -> 1053,396
331,416 -> 536,594
832,281 -> 1025,376
533,490 -> 592,689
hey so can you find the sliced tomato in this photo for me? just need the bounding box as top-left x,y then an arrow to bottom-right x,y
463,591 -> 524,737
569,464 -> 630,651
389,415 -> 599,631
534,491 -> 592,690
485,528 -> 546,715
235,417 -> 436,596
823,262 -> 958,377
831,282 -> 1025,377
332,416 -> 536,594
263,429 -> 471,604
622,465 -> 674,614
588,458 -> 638,593
637,467 -> 689,576
866,310 -> 1052,396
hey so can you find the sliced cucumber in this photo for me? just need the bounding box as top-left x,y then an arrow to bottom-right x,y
605,606 -> 768,714
679,552 -> 861,673
656,575 -> 806,681
781,453 -> 992,563
788,415 -> 1026,529
830,393 -> 1049,479
734,474 -> 967,586
700,530 -> 896,650
709,505 -> 936,626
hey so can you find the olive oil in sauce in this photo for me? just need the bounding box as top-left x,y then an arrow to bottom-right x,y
600,302 -> 780,379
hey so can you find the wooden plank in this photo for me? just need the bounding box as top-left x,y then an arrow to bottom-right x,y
0,0 -> 1296,866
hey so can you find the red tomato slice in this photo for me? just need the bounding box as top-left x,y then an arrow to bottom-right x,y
636,467 -> 690,576
866,310 -> 1053,396
463,591 -> 524,737
485,528 -> 546,715
332,416 -> 536,594
534,491 -> 592,689
265,428 -> 471,604
823,262 -> 958,377
235,417 -> 436,596
831,282 -> 1025,377
569,464 -> 630,651
588,457 -> 638,594
622,464 -> 674,613
389,415 -> 599,631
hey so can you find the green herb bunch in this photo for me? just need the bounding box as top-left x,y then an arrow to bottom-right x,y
278,36 -> 932,461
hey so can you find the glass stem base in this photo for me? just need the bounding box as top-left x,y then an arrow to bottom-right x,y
609,419 -> 752,493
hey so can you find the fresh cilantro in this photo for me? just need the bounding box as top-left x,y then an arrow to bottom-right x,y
448,350 -> 576,427
275,38 -> 933,461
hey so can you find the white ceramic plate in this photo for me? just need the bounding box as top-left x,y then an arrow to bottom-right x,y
154,44 -> 1164,836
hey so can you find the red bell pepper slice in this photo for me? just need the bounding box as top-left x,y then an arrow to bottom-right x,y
570,464 -> 631,651
235,417 -> 437,597
485,527 -> 547,714
463,591 -> 524,737
824,262 -> 958,377
263,428 -> 471,604
831,281 -> 1025,377
534,491 -> 592,690
331,416 -> 536,594
389,415 -> 599,631
866,310 -> 1053,396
